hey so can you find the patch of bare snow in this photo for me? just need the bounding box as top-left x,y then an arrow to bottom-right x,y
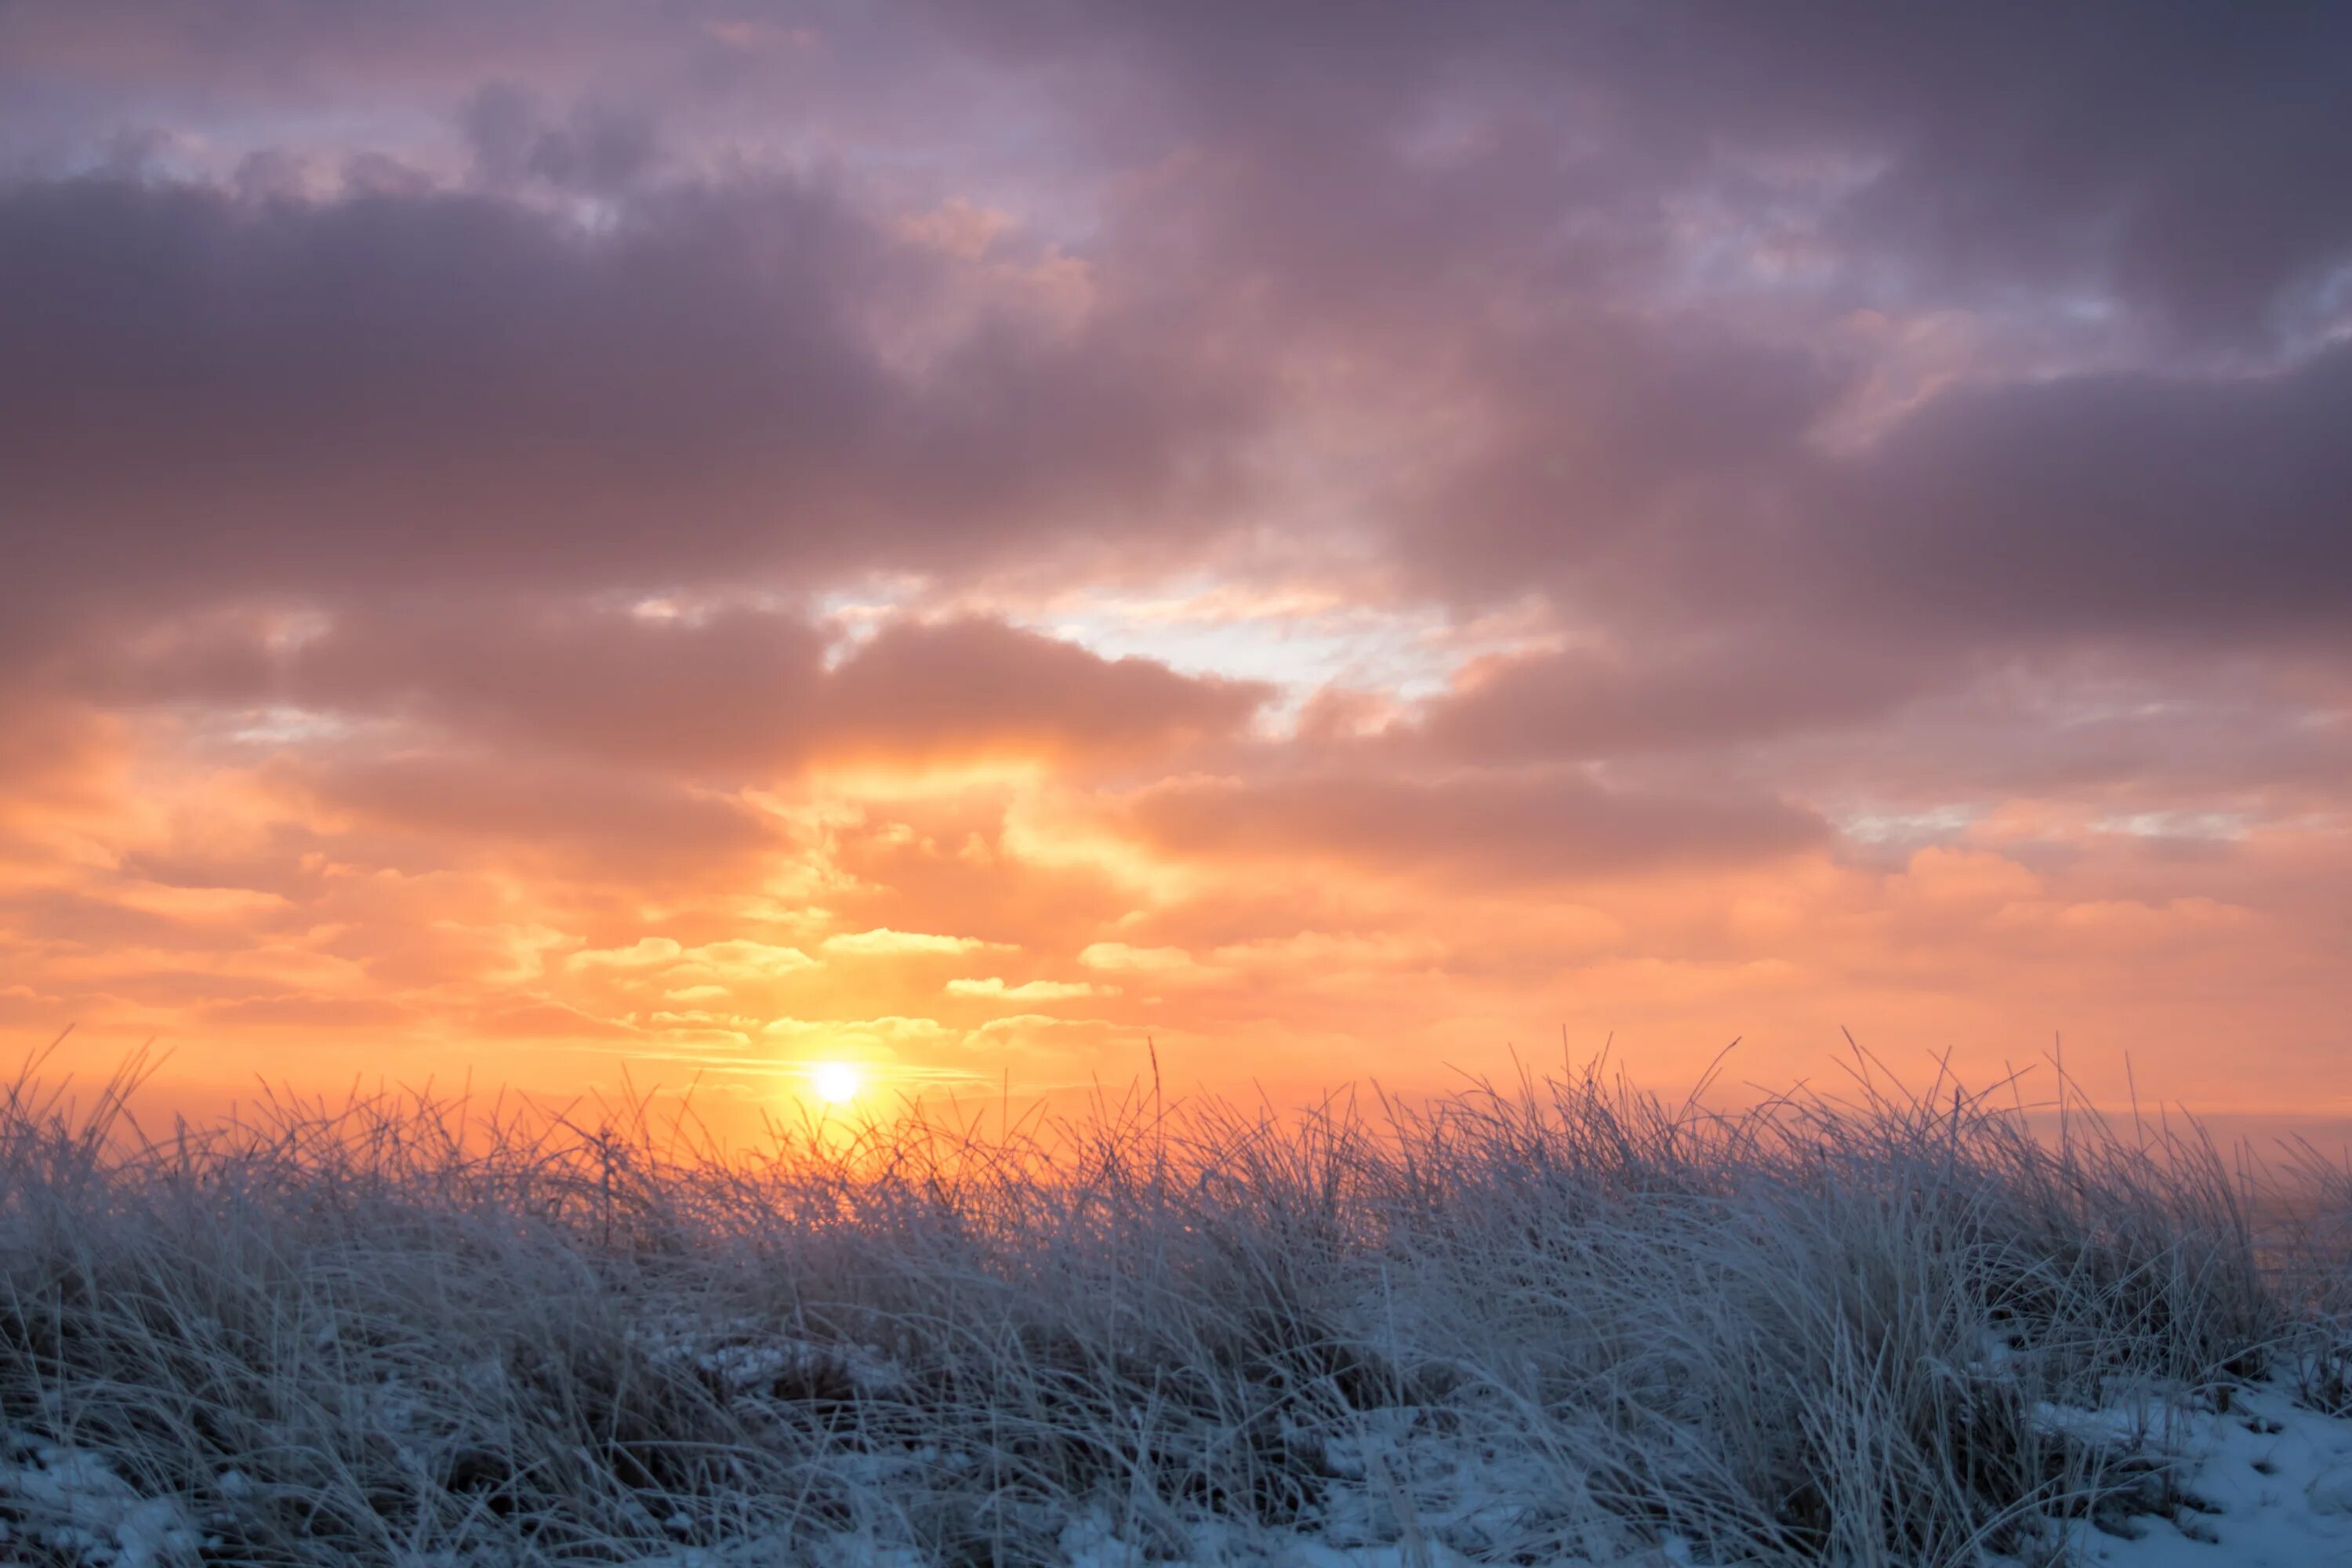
0,1445 -> 199,1567
2027,1374 -> 2352,1567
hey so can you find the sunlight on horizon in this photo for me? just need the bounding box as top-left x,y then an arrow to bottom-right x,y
808,1061 -> 864,1106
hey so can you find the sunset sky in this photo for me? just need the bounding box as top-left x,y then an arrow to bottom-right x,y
2,2 -> 2347,1126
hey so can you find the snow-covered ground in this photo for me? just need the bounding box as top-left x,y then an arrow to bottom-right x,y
612,1377 -> 2352,1567
2031,1378 -> 2352,1568
17,1378 -> 2347,1566
0,1444 -> 198,1568
4,1060 -> 2350,1566
520,1381 -> 2352,1568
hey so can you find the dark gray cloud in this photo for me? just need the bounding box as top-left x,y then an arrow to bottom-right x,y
0,0 -> 2346,862
966,0 -> 2352,343
460,84 -> 659,192
1830,345 -> 2352,640
0,172 -> 1256,614
66,603 -> 1269,777
20,1 -> 2350,341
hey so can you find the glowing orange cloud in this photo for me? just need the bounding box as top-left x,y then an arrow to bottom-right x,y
2,4 -> 2348,1133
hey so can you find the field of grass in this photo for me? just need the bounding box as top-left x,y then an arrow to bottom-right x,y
2,1046 -> 2347,1567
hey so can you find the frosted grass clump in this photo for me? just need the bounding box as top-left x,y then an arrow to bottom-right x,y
0,1046 -> 2338,1566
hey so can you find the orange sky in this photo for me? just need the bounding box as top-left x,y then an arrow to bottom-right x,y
2,3 -> 2348,1129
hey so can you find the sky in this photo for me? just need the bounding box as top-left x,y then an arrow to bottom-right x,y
2,2 -> 2348,1127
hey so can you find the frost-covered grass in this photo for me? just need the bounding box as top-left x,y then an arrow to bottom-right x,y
0,1047 -> 2346,1567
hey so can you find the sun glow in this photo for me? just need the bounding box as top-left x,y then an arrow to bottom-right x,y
809,1061 -> 863,1105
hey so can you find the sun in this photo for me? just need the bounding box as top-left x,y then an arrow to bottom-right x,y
809,1061 -> 862,1105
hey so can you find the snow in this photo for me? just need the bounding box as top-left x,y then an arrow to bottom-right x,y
605,1378 -> 2352,1567
8,1382 -> 2352,1566
6,1068 -> 2350,1567
631,1314 -> 909,1396
624,1512 -> 1668,1568
608,1377 -> 2352,1565
2042,1377 -> 2352,1568
0,1445 -> 198,1567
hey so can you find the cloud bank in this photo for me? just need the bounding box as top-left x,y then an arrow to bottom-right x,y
0,0 -> 2346,1116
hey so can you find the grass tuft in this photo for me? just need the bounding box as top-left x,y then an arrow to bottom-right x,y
0,1046 -> 2339,1566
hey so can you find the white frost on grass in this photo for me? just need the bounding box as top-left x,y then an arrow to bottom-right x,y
20,1386 -> 2352,1568
633,1315 -> 907,1396
622,1509 -> 1676,1567
5,1052 -> 2352,1564
612,1381 -> 2352,1566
